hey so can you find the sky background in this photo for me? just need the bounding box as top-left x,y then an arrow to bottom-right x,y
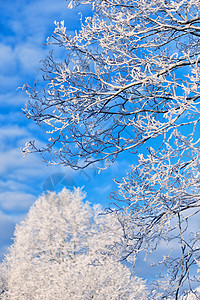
0,0 -> 135,262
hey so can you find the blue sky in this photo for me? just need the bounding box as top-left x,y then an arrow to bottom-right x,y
0,0 -> 136,261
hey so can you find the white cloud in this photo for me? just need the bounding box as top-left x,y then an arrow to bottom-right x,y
4,0 -> 89,47
0,191 -> 36,213
0,92 -> 27,107
0,179 -> 31,193
0,74 -> 20,92
0,148 -> 29,175
0,125 -> 28,141
0,44 -> 17,75
15,43 -> 48,74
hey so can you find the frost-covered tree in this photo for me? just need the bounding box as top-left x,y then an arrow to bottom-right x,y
23,0 -> 200,170
22,0 -> 200,298
0,266 -> 6,299
1,188 -> 147,300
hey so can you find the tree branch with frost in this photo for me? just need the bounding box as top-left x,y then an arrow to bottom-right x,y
22,0 -> 200,169
110,131 -> 200,299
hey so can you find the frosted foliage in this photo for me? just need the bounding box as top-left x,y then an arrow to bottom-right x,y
0,188 -> 147,300
21,0 -> 200,299
0,266 -> 6,298
23,0 -> 200,170
111,133 -> 200,299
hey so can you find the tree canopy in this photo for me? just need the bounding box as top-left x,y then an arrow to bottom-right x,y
0,188 -> 147,299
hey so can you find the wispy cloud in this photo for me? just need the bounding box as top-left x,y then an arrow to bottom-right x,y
0,192 -> 36,213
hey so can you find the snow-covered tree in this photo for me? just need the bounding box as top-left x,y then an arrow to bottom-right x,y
23,0 -> 200,170
22,0 -> 200,298
0,266 -> 6,299
1,188 -> 147,299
